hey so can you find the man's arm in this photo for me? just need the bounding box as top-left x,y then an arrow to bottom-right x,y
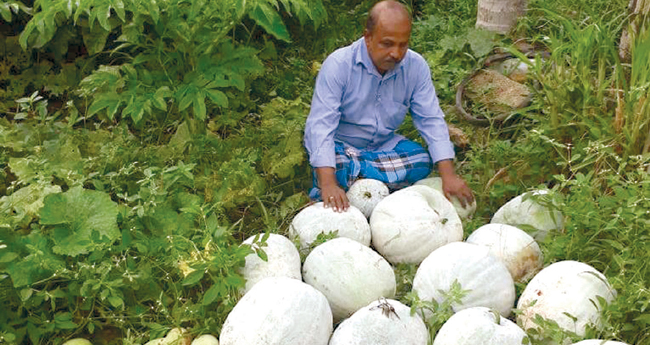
408,54 -> 474,205
315,167 -> 349,212
304,52 -> 350,212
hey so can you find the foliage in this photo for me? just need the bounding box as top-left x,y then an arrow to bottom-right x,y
404,280 -> 470,343
1,0 -> 650,343
0,95 -> 311,342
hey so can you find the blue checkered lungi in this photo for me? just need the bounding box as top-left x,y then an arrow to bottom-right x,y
309,139 -> 433,201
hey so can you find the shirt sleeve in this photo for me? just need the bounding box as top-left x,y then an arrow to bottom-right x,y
304,52 -> 347,168
409,55 -> 456,163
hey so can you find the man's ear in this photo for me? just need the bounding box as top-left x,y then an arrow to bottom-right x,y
363,29 -> 371,40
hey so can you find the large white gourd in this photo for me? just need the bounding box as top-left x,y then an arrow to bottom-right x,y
302,237 -> 396,321
346,178 -> 390,218
432,307 -> 528,345
329,298 -> 428,345
572,340 -> 630,345
289,202 -> 370,249
240,233 -> 301,293
517,261 -> 616,336
191,335 -> 219,345
412,242 -> 515,317
370,185 -> 463,264
414,177 -> 477,219
491,189 -> 564,241
219,277 -> 332,345
466,223 -> 543,282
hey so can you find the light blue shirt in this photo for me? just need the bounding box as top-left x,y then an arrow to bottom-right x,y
304,37 -> 455,168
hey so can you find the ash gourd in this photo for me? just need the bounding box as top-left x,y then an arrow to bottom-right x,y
491,189 -> 564,241
219,277 -> 332,345
302,237 -> 396,321
413,242 -> 516,318
239,233 -> 301,293
289,202 -> 370,249
466,223 -> 543,283
432,307 -> 528,345
370,185 -> 463,264
517,260 -> 616,337
346,178 -> 390,218
329,298 -> 428,345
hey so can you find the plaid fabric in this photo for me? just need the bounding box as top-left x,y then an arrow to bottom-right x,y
309,139 -> 433,201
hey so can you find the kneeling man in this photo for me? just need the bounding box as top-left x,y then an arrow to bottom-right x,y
304,0 -> 473,212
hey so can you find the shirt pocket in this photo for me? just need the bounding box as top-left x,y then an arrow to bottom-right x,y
383,101 -> 408,130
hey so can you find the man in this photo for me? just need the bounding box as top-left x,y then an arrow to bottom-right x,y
304,0 -> 473,212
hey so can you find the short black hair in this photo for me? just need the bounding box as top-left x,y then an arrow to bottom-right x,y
366,1 -> 412,34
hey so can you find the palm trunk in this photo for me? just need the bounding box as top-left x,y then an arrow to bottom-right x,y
476,0 -> 528,34
619,0 -> 650,61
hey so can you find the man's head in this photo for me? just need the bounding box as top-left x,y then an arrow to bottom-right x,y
364,1 -> 411,75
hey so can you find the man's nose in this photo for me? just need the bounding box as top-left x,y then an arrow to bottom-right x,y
389,48 -> 400,60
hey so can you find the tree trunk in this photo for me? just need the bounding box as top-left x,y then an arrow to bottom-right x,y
619,0 -> 650,61
476,0 -> 528,34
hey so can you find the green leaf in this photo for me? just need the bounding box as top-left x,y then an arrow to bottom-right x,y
108,296 -> 124,309
81,21 -> 110,55
466,28 -> 496,58
205,89 -> 228,108
201,283 -> 220,305
248,3 -> 291,42
40,186 -> 120,257
88,93 -> 122,119
0,3 -> 13,22
0,251 -> 19,263
54,312 -> 78,330
181,269 -> 205,286
192,93 -> 207,120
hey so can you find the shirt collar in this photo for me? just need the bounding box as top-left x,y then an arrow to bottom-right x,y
356,37 -> 403,79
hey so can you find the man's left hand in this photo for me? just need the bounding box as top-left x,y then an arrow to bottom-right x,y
436,159 -> 474,207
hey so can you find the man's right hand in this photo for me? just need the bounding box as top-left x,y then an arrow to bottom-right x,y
315,167 -> 350,212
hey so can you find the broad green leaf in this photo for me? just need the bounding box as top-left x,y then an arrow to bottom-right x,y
0,251 -> 19,263
205,89 -> 228,108
169,121 -> 191,154
0,3 -> 13,22
4,231 -> 65,287
81,21 -> 110,55
0,183 -> 62,225
466,28 -> 496,58
177,85 -> 195,112
201,283 -> 220,305
108,296 -> 124,309
182,269 -> 204,286
88,93 -> 122,119
54,312 -> 78,329
248,3 -> 291,42
192,93 -> 207,120
40,186 -> 120,257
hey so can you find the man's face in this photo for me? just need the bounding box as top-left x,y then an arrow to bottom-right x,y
364,14 -> 411,75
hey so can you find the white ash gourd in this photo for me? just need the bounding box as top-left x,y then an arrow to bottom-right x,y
370,185 -> 463,264
432,307 -> 528,345
572,340 -> 630,345
412,242 -> 515,317
414,176 -> 477,219
465,223 -> 543,282
191,335 -> 219,345
517,260 -> 616,337
219,277 -> 332,345
329,298 -> 428,345
289,202 -> 370,249
491,189 -> 564,241
240,233 -> 301,293
346,178 -> 390,218
302,237 -> 396,321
